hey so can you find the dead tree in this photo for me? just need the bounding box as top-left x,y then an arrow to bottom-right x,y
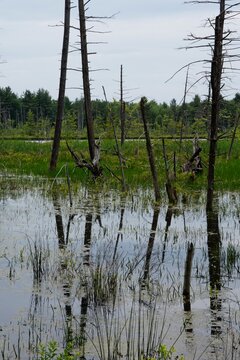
179,66 -> 190,152
140,97 -> 160,202
120,65 -> 126,146
227,112 -> 240,160
67,0 -> 114,177
78,0 -> 96,161
49,0 -> 71,171
172,1 -> 240,209
207,0 -> 225,211
162,138 -> 178,204
103,86 -> 127,191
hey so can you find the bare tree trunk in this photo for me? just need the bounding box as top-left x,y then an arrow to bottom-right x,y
120,65 -> 126,145
207,0 -> 225,211
140,97 -> 160,202
50,0 -> 71,171
103,86 -> 127,191
179,66 -> 189,152
78,0 -> 96,161
228,112 -> 239,160
162,138 -> 178,204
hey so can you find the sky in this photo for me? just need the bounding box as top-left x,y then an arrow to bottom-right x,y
0,0 -> 239,104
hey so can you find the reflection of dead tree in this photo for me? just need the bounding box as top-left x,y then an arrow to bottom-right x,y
141,207 -> 160,287
140,97 -> 160,202
207,205 -> 222,335
52,190 -> 75,343
182,242 -> 194,311
78,212 -> 93,355
112,203 -> 125,264
52,191 -> 65,248
161,206 -> 173,263
52,190 -> 75,247
63,281 -> 73,344
83,213 -> 93,266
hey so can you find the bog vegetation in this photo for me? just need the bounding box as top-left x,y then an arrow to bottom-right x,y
1,86 -> 240,192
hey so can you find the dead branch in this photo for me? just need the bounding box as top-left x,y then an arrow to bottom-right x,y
165,60 -> 210,83
66,141 -> 102,178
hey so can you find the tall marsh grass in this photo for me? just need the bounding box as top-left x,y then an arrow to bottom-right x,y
1,137 -> 240,191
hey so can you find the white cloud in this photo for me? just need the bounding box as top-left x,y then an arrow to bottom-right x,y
0,0 -> 240,103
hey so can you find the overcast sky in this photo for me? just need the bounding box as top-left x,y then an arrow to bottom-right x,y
0,0 -> 239,104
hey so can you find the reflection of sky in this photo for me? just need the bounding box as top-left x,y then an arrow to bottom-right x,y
1,185 -> 240,358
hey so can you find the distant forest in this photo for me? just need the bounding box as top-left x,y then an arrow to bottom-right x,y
1,86 -> 240,137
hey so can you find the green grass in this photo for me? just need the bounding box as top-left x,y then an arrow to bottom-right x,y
1,138 -> 240,192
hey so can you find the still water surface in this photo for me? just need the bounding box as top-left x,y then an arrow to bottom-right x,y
1,178 -> 240,359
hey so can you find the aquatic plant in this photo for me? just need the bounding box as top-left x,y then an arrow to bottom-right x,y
38,341 -> 80,360
27,236 -> 50,283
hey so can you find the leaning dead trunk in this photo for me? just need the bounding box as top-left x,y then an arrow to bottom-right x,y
50,0 -> 71,171
140,97 -> 160,202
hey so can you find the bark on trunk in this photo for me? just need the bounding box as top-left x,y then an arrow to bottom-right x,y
120,65 -> 126,146
207,0 -> 225,211
78,0 -> 96,161
50,0 -> 71,170
140,97 -> 160,202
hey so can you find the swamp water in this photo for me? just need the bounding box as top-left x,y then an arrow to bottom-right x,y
1,177 -> 240,359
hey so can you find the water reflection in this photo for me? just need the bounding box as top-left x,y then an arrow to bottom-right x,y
112,200 -> 125,264
2,185 -> 240,359
183,242 -> 194,311
141,206 -> 160,286
207,204 -> 222,336
162,205 -> 174,263
52,190 -> 75,248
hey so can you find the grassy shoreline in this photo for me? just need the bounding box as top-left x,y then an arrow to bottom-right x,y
0,138 -> 240,191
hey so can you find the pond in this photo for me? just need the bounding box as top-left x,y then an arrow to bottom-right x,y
1,176 -> 240,359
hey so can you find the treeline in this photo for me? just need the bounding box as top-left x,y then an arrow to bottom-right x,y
1,86 -> 240,137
